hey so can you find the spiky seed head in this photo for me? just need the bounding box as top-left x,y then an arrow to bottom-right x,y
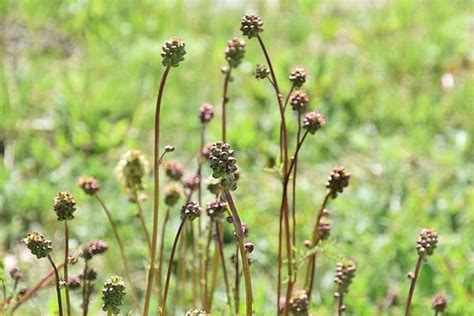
199,102 -> 214,123
208,141 -> 239,191
164,184 -> 182,207
53,191 -> 76,221
417,228 -> 438,256
303,110 -> 325,134
225,37 -> 246,68
240,13 -> 264,38
326,166 -> 351,198
290,290 -> 309,315
165,161 -> 184,181
181,201 -> 201,221
206,199 -> 227,219
334,260 -> 356,294
431,293 -> 447,313
80,240 -> 108,260
23,231 -> 52,259
289,66 -> 308,87
289,90 -> 310,113
77,176 -> 100,195
161,37 -> 186,67
116,149 -> 149,195
101,276 -> 126,314
254,64 -> 270,80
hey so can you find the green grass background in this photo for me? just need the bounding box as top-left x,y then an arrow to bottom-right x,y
1,0 -> 473,315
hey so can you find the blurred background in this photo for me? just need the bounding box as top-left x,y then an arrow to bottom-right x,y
1,0 -> 473,315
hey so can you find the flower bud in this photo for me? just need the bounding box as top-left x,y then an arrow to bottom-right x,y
68,276 -> 81,290
165,161 -> 184,181
244,242 -> 254,254
326,167 -> 350,198
289,66 -> 308,87
303,110 -> 325,134
77,176 -> 100,195
101,276 -> 126,314
116,149 -> 149,194
181,201 -> 201,221
225,38 -> 246,68
80,268 -> 98,281
9,267 -> 22,281
240,14 -> 264,39
334,260 -> 356,294
290,290 -> 309,315
289,90 -> 309,113
161,37 -> 186,67
164,145 -> 175,153
53,191 -> 76,221
209,142 -> 239,191
164,184 -> 181,207
23,231 -> 52,259
431,293 -> 447,313
254,64 -> 270,80
199,102 -> 214,124
416,228 -> 438,256
184,175 -> 200,192
206,199 -> 227,219
80,240 -> 108,260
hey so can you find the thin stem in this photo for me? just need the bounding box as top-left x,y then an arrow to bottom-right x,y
305,192 -> 331,298
405,254 -> 425,316
134,188 -> 152,254
82,259 -> 88,316
234,244 -> 240,315
207,232 -> 219,311
198,123 -> 205,308
190,223 -> 198,306
94,193 -> 140,309
337,292 -> 344,316
143,65 -> 171,316
161,219 -> 186,316
157,206 -> 170,306
215,221 -> 232,311
47,255 -> 64,316
224,189 -> 253,316
283,83 -> 296,112
12,262 -> 65,311
221,69 -> 232,142
64,220 -> 71,316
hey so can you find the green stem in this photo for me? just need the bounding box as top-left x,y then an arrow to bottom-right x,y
64,220 -> 71,316
47,255 -> 64,316
216,221 -> 232,311
221,69 -> 232,142
157,207 -> 170,306
143,65 -> 171,316
134,188 -> 152,254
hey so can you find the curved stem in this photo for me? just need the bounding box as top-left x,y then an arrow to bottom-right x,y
134,188 -> 152,254
221,69 -> 232,142
143,65 -> 171,316
224,189 -> 253,316
47,255 -> 64,316
64,220 -> 71,316
94,193 -> 140,309
157,206 -> 170,306
405,254 -> 425,316
161,219 -> 186,316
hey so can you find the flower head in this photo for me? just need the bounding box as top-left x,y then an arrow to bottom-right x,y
9,267 -> 22,281
225,37 -> 246,68
68,276 -> 81,290
289,66 -> 308,87
206,199 -> 227,219
209,141 -> 239,191
184,175 -> 200,192
289,90 -> 309,113
77,176 -> 100,195
116,149 -> 149,194
431,293 -> 447,313
185,309 -> 209,316
240,14 -> 264,38
53,191 -> 76,221
290,290 -> 309,316
165,161 -> 184,181
101,276 -> 126,314
181,201 -> 201,221
254,64 -> 270,80
326,167 -> 350,198
303,110 -> 325,134
23,231 -> 52,259
164,184 -> 182,207
199,102 -> 214,124
417,228 -> 438,256
334,260 -> 356,294
161,37 -> 186,67
80,240 -> 108,260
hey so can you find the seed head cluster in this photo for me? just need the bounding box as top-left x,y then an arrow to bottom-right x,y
326,166 -> 351,198
289,66 -> 308,87
23,231 -> 52,259
254,64 -> 270,80
199,102 -> 214,124
164,184 -> 182,207
165,161 -> 184,181
101,276 -> 126,315
181,201 -> 201,221
77,176 -> 100,195
334,260 -> 357,295
206,199 -> 227,219
416,228 -> 438,256
116,149 -> 149,194
80,240 -> 108,260
303,110 -> 325,134
431,293 -> 447,313
185,309 -> 209,316
289,90 -> 309,113
225,37 -> 246,68
161,37 -> 186,67
53,191 -> 76,221
240,13 -> 264,38
290,290 -> 309,316
209,142 -> 239,191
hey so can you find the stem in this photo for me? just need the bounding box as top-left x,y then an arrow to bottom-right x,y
234,244 -> 240,315
207,232 -> 219,311
221,69 -> 232,142
134,188 -> 152,254
12,263 -> 65,311
405,255 -> 425,316
47,255 -> 64,316
161,219 -> 186,316
157,207 -> 170,306
224,189 -> 253,316
198,123 -> 205,308
94,193 -> 140,309
82,260 -> 88,316
64,221 -> 71,316
215,222 -> 232,311
305,192 -> 331,298
337,292 -> 344,316
143,65 -> 171,316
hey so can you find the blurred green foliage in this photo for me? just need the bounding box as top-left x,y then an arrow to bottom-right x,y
1,0 -> 473,315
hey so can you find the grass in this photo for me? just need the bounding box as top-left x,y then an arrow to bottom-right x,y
1,0 -> 473,315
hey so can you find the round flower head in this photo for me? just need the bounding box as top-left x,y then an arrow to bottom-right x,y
23,231 -> 52,259
161,37 -> 186,67
289,66 -> 308,87
290,290 -> 309,316
289,90 -> 309,113
208,141 -> 239,191
77,176 -> 100,195
185,309 -> 209,316
303,110 -> 325,134
181,201 -> 201,221
254,64 -> 270,80
334,260 -> 356,294
53,191 -> 76,221
206,199 -> 227,219
225,37 -> 246,68
164,184 -> 182,207
199,102 -> 214,124
101,276 -> 126,315
165,161 -> 184,181
417,228 -> 438,256
68,276 -> 81,290
116,149 -> 149,194
80,240 -> 108,260
9,267 -> 22,281
431,293 -> 447,313
240,13 -> 264,38
326,166 -> 351,198
184,175 -> 200,192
